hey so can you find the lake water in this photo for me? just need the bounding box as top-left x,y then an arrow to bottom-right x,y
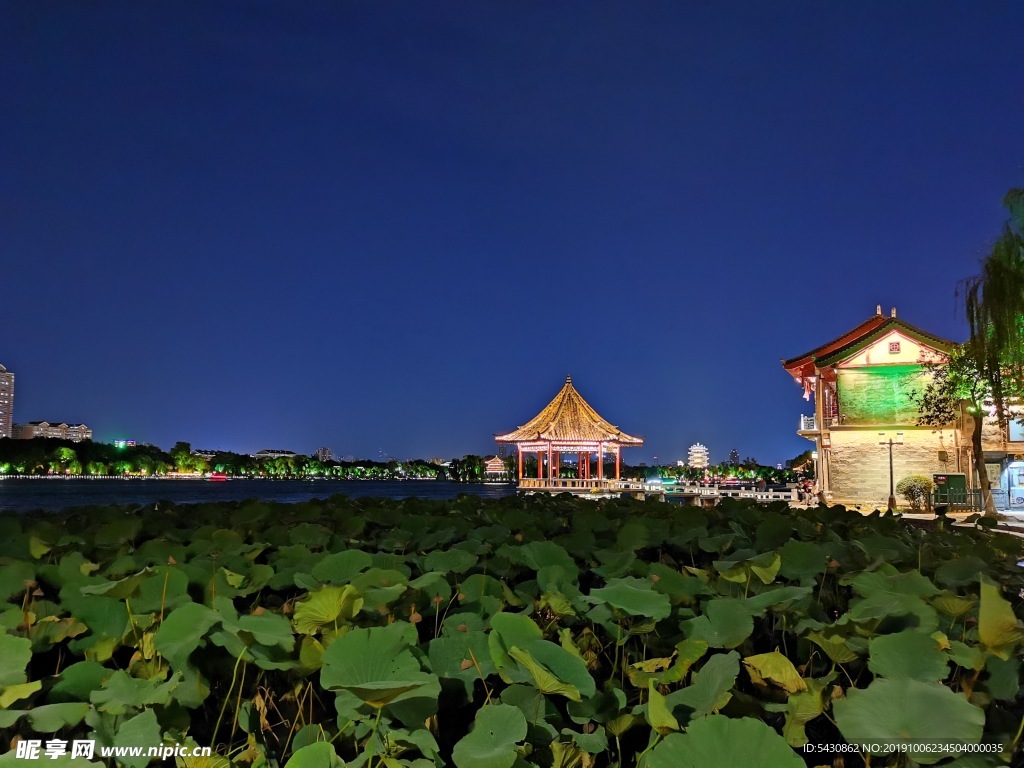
0,478 -> 517,513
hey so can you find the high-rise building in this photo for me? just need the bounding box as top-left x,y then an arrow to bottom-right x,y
0,364 -> 13,440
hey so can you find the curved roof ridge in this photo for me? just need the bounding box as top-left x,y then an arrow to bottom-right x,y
495,377 -> 643,445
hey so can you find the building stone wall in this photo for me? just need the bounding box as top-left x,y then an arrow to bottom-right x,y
828,427 -> 955,507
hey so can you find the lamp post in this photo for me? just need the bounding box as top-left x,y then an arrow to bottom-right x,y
879,432 -> 904,511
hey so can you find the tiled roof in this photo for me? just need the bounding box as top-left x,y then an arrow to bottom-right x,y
495,376 -> 643,445
813,318 -> 957,367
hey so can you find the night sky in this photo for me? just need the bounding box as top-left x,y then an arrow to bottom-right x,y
3,2 -> 1022,465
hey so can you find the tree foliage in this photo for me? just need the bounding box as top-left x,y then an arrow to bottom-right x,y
963,187 -> 1024,429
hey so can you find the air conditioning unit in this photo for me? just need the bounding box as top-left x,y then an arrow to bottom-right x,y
937,450 -> 948,462
1011,486 -> 1024,506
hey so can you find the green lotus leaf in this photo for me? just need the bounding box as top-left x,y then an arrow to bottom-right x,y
930,591 -> 976,618
665,651 -> 740,720
868,631 -> 950,681
0,560 -> 35,601
293,585 -> 363,635
94,517 -> 142,549
743,651 -> 807,694
834,679 -> 985,764
587,577 -> 671,621
748,552 -> 781,584
154,602 -> 220,669
112,708 -> 162,768
782,677 -> 828,747
934,556 -> 987,587
978,577 -> 1024,659
0,632 -> 32,685
50,660 -> 111,702
78,568 -> 154,599
683,599 -> 753,648
283,741 -> 345,768
743,586 -> 812,614
311,550 -> 373,583
451,704 -> 527,768
90,670 -> 177,715
321,624 -> 436,708
983,654 -> 1021,701
25,702 -> 91,732
777,540 -> 827,583
947,640 -> 984,671
646,715 -> 804,768
237,612 -> 296,651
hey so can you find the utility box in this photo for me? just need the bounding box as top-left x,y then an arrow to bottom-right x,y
933,473 -> 968,506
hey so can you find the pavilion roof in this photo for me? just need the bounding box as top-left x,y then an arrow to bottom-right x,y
495,376 -> 644,446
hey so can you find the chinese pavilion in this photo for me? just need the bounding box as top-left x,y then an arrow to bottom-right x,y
782,305 -> 957,505
495,376 -> 644,492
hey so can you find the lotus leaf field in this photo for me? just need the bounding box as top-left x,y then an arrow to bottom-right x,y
1,494 -> 1023,767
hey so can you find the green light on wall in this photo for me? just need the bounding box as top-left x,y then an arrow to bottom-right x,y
837,365 -> 929,425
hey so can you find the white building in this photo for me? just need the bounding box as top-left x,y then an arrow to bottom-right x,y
14,421 -> 93,442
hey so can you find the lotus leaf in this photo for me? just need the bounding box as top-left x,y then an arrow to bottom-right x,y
587,577 -> 671,621
423,548 -> 477,574
805,631 -> 859,664
320,623 -> 437,708
0,680 -> 41,708
834,678 -> 985,764
293,585 -> 363,635
868,630 -> 950,681
50,660 -> 111,702
683,598 -> 753,648
743,651 -> 807,694
0,560 -> 35,600
665,651 -> 739,720
646,715 -> 804,768
112,708 -> 162,768
0,632 -> 32,685
451,704 -> 527,768
777,540 -> 826,583
646,680 -> 680,734
982,654 -> 1020,700
154,602 -> 220,668
978,577 -> 1024,660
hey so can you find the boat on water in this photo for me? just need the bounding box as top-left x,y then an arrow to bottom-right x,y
207,473 -> 229,482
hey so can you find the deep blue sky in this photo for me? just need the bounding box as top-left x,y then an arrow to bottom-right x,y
2,2 -> 1022,464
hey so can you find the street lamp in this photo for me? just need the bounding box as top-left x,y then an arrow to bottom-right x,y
878,432 -> 904,511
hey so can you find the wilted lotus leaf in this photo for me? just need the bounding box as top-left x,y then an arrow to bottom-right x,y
743,650 -> 807,694
978,577 -> 1024,660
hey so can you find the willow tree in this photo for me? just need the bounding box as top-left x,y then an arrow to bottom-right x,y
963,188 -> 1024,431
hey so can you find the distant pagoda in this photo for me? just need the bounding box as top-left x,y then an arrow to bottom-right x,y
495,376 -> 644,488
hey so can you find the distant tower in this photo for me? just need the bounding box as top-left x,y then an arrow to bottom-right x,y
314,447 -> 334,463
688,443 -> 710,469
0,364 -> 13,440
728,448 -> 740,466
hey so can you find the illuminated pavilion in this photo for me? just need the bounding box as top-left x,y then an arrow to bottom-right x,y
495,376 -> 644,492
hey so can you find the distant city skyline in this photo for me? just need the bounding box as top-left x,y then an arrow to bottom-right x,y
3,3 -> 1022,465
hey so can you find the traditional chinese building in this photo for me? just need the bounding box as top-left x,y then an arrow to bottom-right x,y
495,376 -> 644,494
783,306 -> 958,506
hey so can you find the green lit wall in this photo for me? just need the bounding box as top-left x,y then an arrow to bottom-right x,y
836,365 -> 928,425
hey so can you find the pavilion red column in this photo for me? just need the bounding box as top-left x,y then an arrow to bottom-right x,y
598,443 -> 603,480
517,447 -> 523,480
547,445 -> 553,481
615,446 -> 621,480
537,451 -> 543,479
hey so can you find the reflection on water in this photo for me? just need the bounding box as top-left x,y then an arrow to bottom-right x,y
0,478 -> 516,513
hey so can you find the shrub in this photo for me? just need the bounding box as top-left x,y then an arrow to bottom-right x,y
896,474 -> 934,510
